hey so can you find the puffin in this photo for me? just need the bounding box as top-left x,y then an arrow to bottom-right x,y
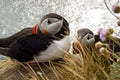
72,28 -> 95,54
0,13 -> 71,63
72,28 -> 118,63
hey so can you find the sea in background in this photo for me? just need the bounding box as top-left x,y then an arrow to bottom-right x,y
0,0 -> 119,61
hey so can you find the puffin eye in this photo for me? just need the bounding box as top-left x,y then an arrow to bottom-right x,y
48,19 -> 52,24
87,34 -> 93,39
87,36 -> 90,39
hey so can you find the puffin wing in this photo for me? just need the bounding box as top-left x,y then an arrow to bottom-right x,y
9,34 -> 51,62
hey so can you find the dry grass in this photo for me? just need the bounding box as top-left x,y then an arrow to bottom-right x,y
17,39 -> 120,80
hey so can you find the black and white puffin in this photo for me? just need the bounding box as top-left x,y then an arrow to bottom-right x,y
72,28 -> 95,54
0,13 -> 71,63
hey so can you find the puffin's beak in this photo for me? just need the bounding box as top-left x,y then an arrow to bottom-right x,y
41,29 -> 48,35
40,18 -> 63,35
73,41 -> 80,54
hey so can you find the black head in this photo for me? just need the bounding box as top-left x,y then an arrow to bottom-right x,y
36,13 -> 69,40
77,28 -> 93,38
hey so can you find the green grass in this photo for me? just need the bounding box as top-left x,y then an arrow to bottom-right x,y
111,62 -> 120,80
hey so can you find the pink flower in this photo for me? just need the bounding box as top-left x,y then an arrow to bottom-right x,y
99,29 -> 108,41
97,28 -> 110,41
97,27 -> 103,34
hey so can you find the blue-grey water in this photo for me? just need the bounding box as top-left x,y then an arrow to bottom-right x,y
0,0 -> 119,61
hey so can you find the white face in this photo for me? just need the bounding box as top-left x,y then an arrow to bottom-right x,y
39,18 -> 63,35
81,33 -> 95,47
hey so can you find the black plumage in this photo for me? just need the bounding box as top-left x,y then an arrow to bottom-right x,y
7,34 -> 52,62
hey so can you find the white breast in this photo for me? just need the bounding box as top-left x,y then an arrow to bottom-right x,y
30,36 -> 71,63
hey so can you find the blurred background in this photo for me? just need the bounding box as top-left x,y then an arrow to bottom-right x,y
0,0 -> 119,60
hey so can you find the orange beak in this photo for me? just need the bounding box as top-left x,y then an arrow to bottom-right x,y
73,41 -> 80,54
41,29 -> 48,34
